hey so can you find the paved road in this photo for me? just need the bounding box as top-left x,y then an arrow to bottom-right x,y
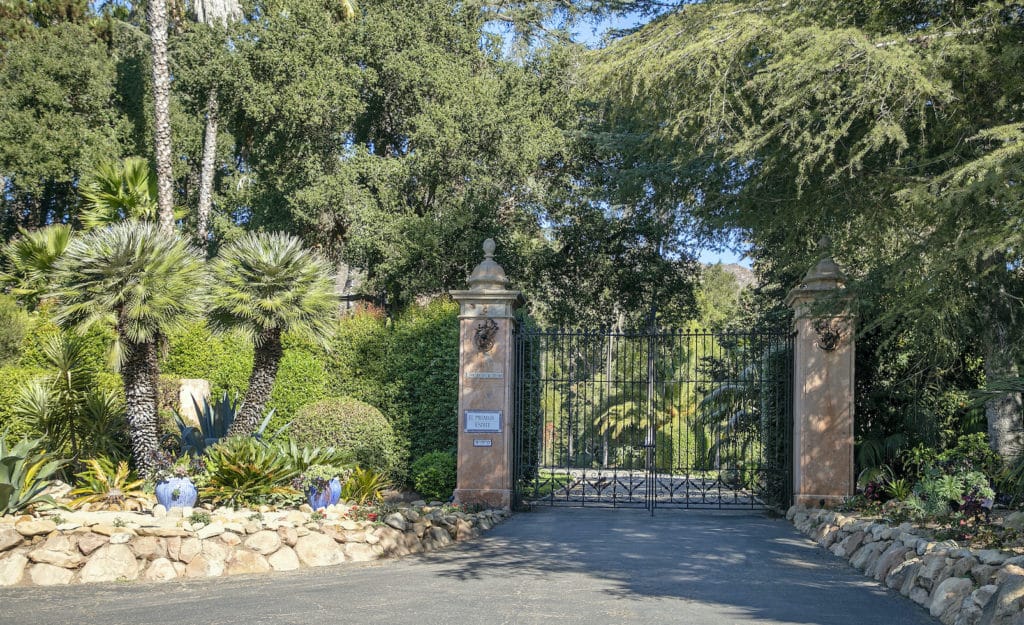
0,508 -> 937,625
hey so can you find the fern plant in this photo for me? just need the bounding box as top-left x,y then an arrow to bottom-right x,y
69,457 -> 150,511
0,431 -> 66,515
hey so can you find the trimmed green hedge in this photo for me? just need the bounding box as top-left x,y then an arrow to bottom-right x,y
411,450 -> 456,502
290,397 -> 402,478
0,365 -> 46,445
326,300 -> 458,468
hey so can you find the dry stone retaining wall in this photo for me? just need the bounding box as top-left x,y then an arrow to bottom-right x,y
788,505 -> 1024,625
0,504 -> 507,587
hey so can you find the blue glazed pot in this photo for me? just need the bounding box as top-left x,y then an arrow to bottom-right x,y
306,484 -> 333,510
155,477 -> 198,509
329,477 -> 342,506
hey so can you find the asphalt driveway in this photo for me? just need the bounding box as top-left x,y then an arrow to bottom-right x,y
0,507 -> 937,625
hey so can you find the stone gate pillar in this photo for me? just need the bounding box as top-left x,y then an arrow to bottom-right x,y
785,238 -> 855,507
450,239 -> 523,509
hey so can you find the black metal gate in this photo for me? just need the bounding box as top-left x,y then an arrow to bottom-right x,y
512,328 -> 793,511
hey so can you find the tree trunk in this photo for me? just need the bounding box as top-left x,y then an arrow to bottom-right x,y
148,0 -> 175,234
120,337 -> 161,475
985,320 -> 1024,462
229,328 -> 283,437
196,87 -> 219,247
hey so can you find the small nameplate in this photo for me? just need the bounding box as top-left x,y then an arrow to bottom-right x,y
473,439 -> 493,447
467,371 -> 503,379
465,410 -> 502,433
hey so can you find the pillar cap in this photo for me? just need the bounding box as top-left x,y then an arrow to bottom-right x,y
467,238 -> 508,291
785,237 -> 847,307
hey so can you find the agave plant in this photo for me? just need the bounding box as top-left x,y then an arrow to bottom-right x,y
69,457 -> 151,511
174,392 -> 288,455
0,431 -> 67,515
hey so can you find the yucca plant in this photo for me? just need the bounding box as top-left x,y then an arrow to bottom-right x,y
69,457 -> 151,511
14,333 -> 129,467
209,232 -> 336,436
52,222 -> 206,474
0,431 -> 67,515
201,437 -> 299,507
341,466 -> 390,505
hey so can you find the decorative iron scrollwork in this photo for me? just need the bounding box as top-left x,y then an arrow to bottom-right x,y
473,319 -> 499,352
813,319 -> 842,351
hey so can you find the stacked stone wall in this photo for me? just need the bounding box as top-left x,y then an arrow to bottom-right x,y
788,505 -> 1024,625
0,504 -> 507,587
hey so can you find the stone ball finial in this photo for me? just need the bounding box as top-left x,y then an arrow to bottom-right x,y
817,236 -> 832,254
467,238 -> 508,290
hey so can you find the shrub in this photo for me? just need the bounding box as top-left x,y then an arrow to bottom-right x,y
160,321 -> 252,401
325,300 -> 458,472
0,366 -> 46,445
161,322 -> 330,440
265,339 -> 330,436
341,466 -> 389,504
411,451 -> 456,502
69,457 -> 149,511
0,294 -> 29,365
291,397 -> 402,479
200,437 -> 299,507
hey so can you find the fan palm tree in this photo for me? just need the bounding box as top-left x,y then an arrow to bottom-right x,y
0,224 -> 72,310
79,157 -> 158,229
209,232 -> 336,436
52,222 -> 206,473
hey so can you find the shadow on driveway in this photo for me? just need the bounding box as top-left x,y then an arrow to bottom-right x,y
0,507 -> 937,625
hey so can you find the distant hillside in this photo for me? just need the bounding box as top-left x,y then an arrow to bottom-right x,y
716,263 -> 756,289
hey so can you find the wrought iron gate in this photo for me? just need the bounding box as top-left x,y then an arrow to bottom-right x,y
512,328 -> 793,511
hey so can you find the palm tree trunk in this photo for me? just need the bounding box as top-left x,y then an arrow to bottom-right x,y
985,320 -> 1024,461
120,337 -> 161,474
196,87 -> 219,247
229,328 -> 283,436
148,0 -> 175,234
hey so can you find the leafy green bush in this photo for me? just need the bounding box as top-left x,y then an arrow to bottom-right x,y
411,450 -> 456,502
0,366 -> 46,445
161,322 -> 329,439
0,294 -> 29,365
273,440 -> 353,473
915,469 -> 994,518
160,321 -> 252,401
290,397 -> 402,479
325,300 -> 458,472
265,339 -> 330,436
199,437 -> 299,507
